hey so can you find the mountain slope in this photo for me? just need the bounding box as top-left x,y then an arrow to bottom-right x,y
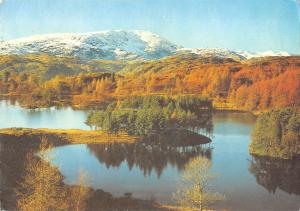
0,30 -> 180,60
0,30 -> 291,61
116,56 -> 300,110
0,53 -> 299,110
0,54 -> 126,79
177,48 -> 247,61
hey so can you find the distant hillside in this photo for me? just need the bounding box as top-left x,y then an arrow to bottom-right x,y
0,54 -> 126,80
0,53 -> 299,111
116,55 -> 300,111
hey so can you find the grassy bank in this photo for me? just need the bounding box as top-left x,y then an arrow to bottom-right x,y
0,127 -> 212,147
0,128 -> 138,144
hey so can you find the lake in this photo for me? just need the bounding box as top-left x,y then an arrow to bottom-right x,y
0,100 -> 299,211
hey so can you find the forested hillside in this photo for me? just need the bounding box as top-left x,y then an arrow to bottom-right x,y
0,54 -> 125,79
0,54 -> 299,110
117,55 -> 300,111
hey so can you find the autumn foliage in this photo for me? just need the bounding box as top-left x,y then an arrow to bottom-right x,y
16,138 -> 91,211
0,54 -> 299,111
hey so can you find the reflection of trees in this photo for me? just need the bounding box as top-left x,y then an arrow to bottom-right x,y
213,112 -> 256,126
249,156 -> 300,196
192,111 -> 214,135
87,188 -> 171,211
0,137 -> 169,211
88,141 -> 212,178
0,97 -> 17,105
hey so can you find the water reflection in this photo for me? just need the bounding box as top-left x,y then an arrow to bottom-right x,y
0,100 -> 89,129
191,111 -> 214,136
212,111 -> 256,136
1,101 -> 300,210
249,156 -> 300,196
88,142 -> 212,178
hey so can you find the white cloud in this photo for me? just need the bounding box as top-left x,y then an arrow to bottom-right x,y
0,0 -> 5,5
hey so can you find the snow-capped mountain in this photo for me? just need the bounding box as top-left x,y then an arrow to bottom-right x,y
0,30 -> 180,60
238,51 -> 290,59
0,30 -> 291,61
177,48 -> 247,61
178,48 -> 290,60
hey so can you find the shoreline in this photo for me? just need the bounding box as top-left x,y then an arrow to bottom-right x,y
1,94 -> 263,114
0,128 -> 212,146
0,128 -> 138,144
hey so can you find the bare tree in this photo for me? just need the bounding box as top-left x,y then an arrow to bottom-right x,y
173,157 -> 224,211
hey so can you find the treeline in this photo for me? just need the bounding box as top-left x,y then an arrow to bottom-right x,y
0,54 -> 122,107
0,71 -> 116,107
0,54 -> 299,111
118,56 -> 300,111
250,108 -> 300,159
86,96 -> 213,136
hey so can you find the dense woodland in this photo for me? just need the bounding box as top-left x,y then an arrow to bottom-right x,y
0,54 -> 299,110
250,108 -> 300,159
86,96 -> 213,136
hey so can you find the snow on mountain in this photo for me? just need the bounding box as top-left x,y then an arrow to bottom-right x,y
238,51 -> 290,59
0,30 -> 181,60
0,30 -> 291,61
177,48 -> 290,61
177,48 -> 247,61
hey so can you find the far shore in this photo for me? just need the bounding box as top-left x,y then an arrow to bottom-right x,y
1,94 -> 262,115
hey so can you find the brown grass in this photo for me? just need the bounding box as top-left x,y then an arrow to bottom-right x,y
0,128 -> 138,144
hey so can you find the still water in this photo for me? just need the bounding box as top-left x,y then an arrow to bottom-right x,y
1,100 -> 299,210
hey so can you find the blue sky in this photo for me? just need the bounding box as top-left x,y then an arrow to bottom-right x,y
0,0 -> 299,54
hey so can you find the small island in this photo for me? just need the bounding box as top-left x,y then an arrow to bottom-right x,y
85,96 -> 213,136
0,96 -> 214,147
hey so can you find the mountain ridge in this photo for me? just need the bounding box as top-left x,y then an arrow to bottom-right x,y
0,30 -> 291,61
0,30 -> 180,60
